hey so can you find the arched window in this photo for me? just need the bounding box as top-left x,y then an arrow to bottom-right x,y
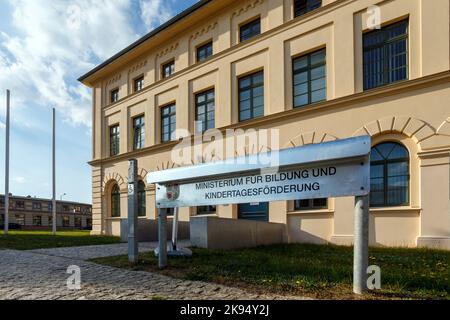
137,181 -> 146,217
370,142 -> 410,207
111,184 -> 121,217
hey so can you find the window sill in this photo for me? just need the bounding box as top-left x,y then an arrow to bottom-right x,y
370,207 -> 421,214
288,209 -> 334,215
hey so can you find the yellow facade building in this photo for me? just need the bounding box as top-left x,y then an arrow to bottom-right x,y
79,0 -> 450,250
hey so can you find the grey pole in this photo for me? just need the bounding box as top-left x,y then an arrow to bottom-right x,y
4,90 -> 10,235
158,208 -> 168,268
127,159 -> 138,263
353,195 -> 369,294
171,207 -> 179,251
52,108 -> 56,235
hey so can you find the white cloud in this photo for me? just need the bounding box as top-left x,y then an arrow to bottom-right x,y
0,0 -> 173,128
13,176 -> 25,184
140,0 -> 173,31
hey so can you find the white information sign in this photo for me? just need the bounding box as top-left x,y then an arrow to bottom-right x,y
148,136 -> 371,209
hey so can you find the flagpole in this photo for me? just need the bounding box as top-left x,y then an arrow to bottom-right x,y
52,108 -> 56,235
4,90 -> 10,235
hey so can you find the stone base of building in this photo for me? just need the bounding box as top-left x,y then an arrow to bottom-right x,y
329,235 -> 354,246
417,236 -> 450,250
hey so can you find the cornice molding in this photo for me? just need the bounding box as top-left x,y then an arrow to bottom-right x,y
231,0 -> 265,18
191,21 -> 218,40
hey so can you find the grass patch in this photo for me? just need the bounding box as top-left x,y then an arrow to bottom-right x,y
91,244 -> 450,300
0,230 -> 121,250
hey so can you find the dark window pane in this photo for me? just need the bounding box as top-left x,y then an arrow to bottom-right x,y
162,61 -> 175,78
370,142 -> 409,207
240,18 -> 261,42
293,49 -> 326,108
110,125 -> 120,156
161,104 -> 176,142
364,20 -> 408,90
195,89 -> 215,133
133,116 -> 145,150
197,41 -> 213,62
294,0 -> 322,17
111,184 -> 121,217
295,198 -> 327,210
110,89 -> 119,103
137,181 -> 146,217
239,71 -> 264,122
134,77 -> 144,92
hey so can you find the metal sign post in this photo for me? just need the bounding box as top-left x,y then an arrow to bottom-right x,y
52,108 -> 57,235
167,207 -> 192,257
147,136 -> 371,294
158,208 -> 168,269
128,159 -> 139,263
4,90 -> 10,235
354,195 -> 370,294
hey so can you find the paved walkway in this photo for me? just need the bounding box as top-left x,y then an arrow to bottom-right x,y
29,241 -> 190,260
0,243 -> 306,300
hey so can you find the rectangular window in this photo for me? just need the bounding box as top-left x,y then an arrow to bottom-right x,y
294,198 -> 328,211
74,206 -> 81,213
133,115 -> 145,150
161,104 -> 176,143
110,125 -> 120,156
75,217 -> 82,228
363,20 -> 408,90
197,206 -> 216,215
162,60 -> 175,79
294,0 -> 322,17
134,76 -> 144,92
15,201 -> 25,210
0,214 -> 4,224
240,18 -> 261,42
63,216 -> 70,227
63,205 -> 70,212
195,89 -> 215,133
0,198 -> 4,207
87,218 -> 92,228
48,202 -> 53,212
239,71 -> 264,122
15,214 -> 25,226
33,215 -> 42,226
32,202 -> 42,210
196,41 -> 213,62
293,49 -> 326,108
48,215 -> 53,226
110,89 -> 119,103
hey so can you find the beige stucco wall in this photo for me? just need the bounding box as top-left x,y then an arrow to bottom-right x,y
84,0 -> 450,250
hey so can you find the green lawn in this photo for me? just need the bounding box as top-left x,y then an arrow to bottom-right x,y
91,244 -> 450,300
0,230 -> 121,250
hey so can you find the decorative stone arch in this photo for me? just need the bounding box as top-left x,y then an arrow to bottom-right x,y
102,172 -> 126,193
352,116 -> 436,150
102,176 -> 124,219
282,131 -> 339,149
437,117 -> 450,136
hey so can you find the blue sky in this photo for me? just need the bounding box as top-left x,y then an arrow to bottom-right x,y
0,0 -> 199,203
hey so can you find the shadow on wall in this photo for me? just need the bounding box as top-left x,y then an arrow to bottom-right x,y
288,213 -> 333,245
120,219 -> 190,242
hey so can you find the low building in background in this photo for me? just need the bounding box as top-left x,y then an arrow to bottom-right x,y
0,195 -> 92,230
